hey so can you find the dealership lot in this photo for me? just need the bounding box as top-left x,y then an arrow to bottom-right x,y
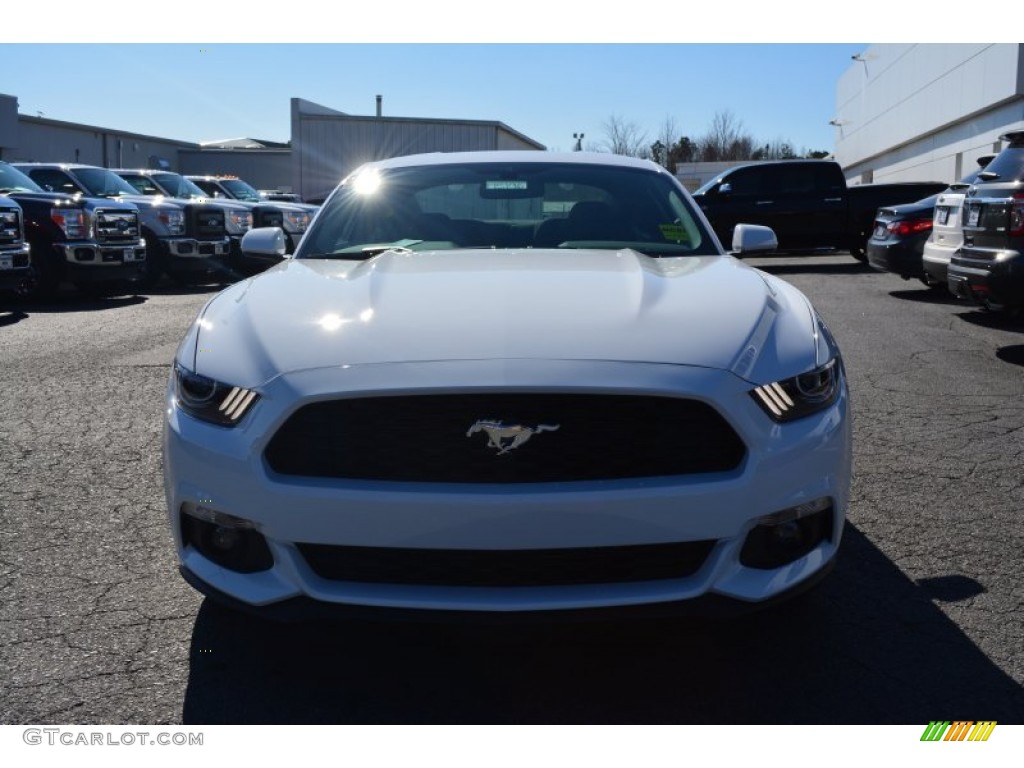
1,254 -> 1022,724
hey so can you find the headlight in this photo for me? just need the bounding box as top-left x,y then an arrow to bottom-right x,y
751,313 -> 844,423
0,209 -> 19,239
173,362 -> 259,426
751,357 -> 843,422
282,210 -> 311,233
158,209 -> 186,236
224,210 -> 253,234
51,207 -> 88,239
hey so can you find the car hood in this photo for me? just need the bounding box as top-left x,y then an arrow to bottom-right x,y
185,249 -> 819,387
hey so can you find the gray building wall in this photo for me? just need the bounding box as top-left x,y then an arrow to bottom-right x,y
0,94 -> 18,159
178,149 -> 293,191
834,44 -> 1024,184
292,98 -> 544,201
8,115 -> 196,169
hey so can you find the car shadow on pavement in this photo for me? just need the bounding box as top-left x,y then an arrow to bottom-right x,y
887,288 -> 962,305
10,294 -> 147,313
0,309 -> 28,326
181,523 -> 1024,724
996,344 -> 1024,366
955,310 -> 1024,332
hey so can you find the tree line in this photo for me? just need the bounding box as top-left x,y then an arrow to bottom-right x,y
595,111 -> 830,172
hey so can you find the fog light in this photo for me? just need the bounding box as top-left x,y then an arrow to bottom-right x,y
740,498 -> 833,570
210,525 -> 241,551
178,243 -> 194,255
180,502 -> 272,573
75,249 -> 94,262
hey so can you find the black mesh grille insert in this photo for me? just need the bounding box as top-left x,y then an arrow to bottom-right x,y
255,206 -> 283,228
265,393 -> 746,483
296,540 -> 716,586
188,205 -> 225,237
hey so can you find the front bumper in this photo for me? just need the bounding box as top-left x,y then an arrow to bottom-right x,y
948,247 -> 1024,308
163,359 -> 852,615
0,243 -> 32,293
163,236 -> 231,272
56,240 -> 147,282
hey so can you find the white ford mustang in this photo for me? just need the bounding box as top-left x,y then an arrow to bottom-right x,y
163,151 -> 851,619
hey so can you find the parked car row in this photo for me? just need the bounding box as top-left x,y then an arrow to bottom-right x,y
867,133 -> 1024,313
0,162 -> 318,300
692,159 -> 947,259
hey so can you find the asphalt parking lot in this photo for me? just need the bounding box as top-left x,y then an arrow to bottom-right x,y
1,254 -> 1022,724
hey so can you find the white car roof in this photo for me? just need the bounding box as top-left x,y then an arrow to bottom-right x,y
356,151 -> 668,174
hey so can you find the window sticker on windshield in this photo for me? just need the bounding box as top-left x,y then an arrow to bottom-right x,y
659,224 -> 690,241
485,180 -> 528,190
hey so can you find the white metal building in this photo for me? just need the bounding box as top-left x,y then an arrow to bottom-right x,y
833,44 -> 1024,185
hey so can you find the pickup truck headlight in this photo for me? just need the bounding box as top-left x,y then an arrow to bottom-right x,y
158,210 -> 186,236
224,210 -> 253,235
51,207 -> 89,239
282,210 -> 311,233
173,362 -> 259,426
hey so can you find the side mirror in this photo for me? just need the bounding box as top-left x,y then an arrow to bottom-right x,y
731,224 -> 777,255
718,182 -> 732,195
240,227 -> 287,258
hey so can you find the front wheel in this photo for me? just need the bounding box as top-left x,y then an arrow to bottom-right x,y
21,243 -> 61,299
137,236 -> 165,290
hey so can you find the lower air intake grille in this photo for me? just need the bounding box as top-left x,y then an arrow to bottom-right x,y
265,393 -> 746,483
296,540 -> 716,586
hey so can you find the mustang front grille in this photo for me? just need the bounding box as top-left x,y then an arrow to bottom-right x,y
264,393 -> 746,483
296,540 -> 717,587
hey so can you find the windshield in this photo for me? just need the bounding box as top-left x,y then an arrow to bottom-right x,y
298,162 -> 716,259
152,173 -> 209,199
219,178 -> 262,202
0,163 -> 45,193
73,168 -> 139,197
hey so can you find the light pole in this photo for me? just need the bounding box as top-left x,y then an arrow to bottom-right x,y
573,133 -> 584,152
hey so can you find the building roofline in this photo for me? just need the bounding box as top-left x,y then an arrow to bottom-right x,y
18,114 -> 202,149
300,112 -> 545,150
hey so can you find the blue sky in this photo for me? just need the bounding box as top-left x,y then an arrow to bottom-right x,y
1,43 -> 865,155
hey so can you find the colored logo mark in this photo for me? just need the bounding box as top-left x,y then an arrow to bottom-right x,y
920,721 -> 997,742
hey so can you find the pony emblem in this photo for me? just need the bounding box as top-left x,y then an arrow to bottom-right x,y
466,420 -> 560,455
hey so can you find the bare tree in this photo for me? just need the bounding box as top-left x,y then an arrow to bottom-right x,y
599,114 -> 650,158
698,110 -> 756,162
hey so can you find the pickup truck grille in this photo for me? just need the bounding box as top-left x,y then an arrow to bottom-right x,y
0,209 -> 21,245
94,210 -> 140,243
253,206 -> 283,228
265,393 -> 747,483
187,206 -> 226,237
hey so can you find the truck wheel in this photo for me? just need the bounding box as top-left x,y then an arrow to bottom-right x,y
138,236 -> 165,290
22,243 -> 61,299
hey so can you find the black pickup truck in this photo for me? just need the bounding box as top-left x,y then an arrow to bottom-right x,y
691,160 -> 947,260
0,195 -> 32,298
0,162 -> 145,297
